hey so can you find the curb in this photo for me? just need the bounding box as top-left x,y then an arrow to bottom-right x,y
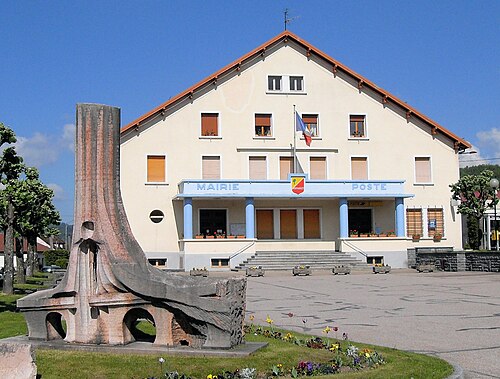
446,363 -> 464,379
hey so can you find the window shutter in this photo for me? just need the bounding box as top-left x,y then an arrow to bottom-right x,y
255,114 -> 271,126
351,157 -> 368,180
280,157 -> 294,180
310,157 -> 326,180
147,156 -> 165,182
406,209 -> 423,236
249,156 -> 267,180
302,114 -> 317,124
415,157 -> 431,183
202,156 -> 220,179
201,113 -> 218,136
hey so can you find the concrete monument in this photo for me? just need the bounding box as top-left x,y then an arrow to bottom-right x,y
17,104 -> 246,349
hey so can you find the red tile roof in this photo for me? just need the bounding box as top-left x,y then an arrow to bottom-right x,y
0,234 -> 50,253
121,31 -> 471,150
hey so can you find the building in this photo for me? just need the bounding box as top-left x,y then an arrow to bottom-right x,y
119,31 -> 471,271
0,235 -> 51,269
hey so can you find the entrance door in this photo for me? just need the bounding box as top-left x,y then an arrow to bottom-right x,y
256,210 -> 274,239
304,209 -> 321,239
280,210 -> 297,239
348,209 -> 372,234
199,209 -> 226,237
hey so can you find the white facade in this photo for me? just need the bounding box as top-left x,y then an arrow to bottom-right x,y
119,32 -> 470,270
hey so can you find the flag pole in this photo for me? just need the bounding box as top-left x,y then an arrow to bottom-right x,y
293,104 -> 297,173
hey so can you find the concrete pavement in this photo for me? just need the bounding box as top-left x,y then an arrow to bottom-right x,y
244,269 -> 500,379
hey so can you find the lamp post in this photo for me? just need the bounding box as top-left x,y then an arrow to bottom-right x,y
490,178 -> 499,251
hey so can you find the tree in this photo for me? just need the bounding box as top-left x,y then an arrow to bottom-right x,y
13,167 -> 61,276
461,164 -> 500,179
0,123 -> 24,294
450,169 -> 498,250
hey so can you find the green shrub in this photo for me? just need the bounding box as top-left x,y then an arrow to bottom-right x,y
44,249 -> 70,267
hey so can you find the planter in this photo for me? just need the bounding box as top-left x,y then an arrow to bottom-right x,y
332,265 -> 351,275
246,266 -> 265,277
416,263 -> 434,273
237,235 -> 246,239
227,235 -> 236,239
190,269 -> 208,277
359,234 -> 369,238
433,236 -> 442,242
292,265 -> 311,276
372,265 -> 391,274
195,235 -> 204,239
206,236 -> 215,239
350,234 -> 358,238
412,235 -> 421,242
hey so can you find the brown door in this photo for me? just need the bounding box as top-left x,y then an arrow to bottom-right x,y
304,209 -> 320,239
280,210 -> 297,239
256,210 -> 274,239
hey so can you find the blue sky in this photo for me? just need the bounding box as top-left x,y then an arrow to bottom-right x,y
1,0 -> 499,223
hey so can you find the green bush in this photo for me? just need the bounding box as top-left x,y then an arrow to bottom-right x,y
44,249 -> 70,267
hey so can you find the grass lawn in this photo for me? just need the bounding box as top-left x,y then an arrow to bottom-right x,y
1,283 -> 453,379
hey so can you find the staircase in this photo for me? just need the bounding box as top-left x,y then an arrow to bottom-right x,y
235,250 -> 372,271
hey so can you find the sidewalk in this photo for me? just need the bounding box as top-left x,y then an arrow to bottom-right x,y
243,269 -> 500,379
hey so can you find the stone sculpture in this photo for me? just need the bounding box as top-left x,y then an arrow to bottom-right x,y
17,104 -> 246,348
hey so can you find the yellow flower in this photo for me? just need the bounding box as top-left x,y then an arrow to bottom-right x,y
249,315 -> 255,321
329,343 -> 339,351
207,375 -> 213,379
266,315 -> 274,324
365,353 -> 371,358
277,364 -> 283,368
323,326 -> 331,334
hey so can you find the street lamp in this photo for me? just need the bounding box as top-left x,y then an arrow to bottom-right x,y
490,178 -> 499,251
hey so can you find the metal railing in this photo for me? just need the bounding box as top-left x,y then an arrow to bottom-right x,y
341,240 -> 368,258
229,241 -> 256,261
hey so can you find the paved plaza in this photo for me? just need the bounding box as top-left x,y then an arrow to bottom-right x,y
244,270 -> 500,379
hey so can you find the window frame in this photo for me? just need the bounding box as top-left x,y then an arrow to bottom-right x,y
266,75 -> 306,94
211,258 -> 229,268
145,154 -> 167,184
289,76 -> 304,92
348,114 -> 368,139
254,113 -> 274,138
200,112 -> 221,138
267,75 -> 282,92
414,156 -> 433,185
300,113 -> 320,138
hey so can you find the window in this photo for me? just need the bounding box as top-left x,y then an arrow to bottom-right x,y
211,258 -> 229,268
427,208 -> 444,237
406,208 -> 423,237
289,76 -> 303,91
350,115 -> 366,138
249,156 -> 267,180
302,114 -> 319,137
202,156 -> 220,179
351,157 -> 368,180
147,155 -> 166,182
267,75 -> 305,93
148,258 -> 167,267
254,114 -> 272,137
310,157 -> 326,180
415,157 -> 432,184
201,113 -> 219,137
268,76 -> 282,91
200,209 -> 226,237
279,157 -> 294,180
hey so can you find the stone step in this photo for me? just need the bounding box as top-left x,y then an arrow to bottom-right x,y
236,250 -> 372,271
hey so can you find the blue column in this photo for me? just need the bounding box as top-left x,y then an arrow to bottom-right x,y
395,197 -> 405,237
339,197 -> 348,238
183,197 -> 193,239
245,198 -> 255,239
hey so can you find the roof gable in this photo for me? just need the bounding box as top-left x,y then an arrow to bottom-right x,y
121,31 -> 470,151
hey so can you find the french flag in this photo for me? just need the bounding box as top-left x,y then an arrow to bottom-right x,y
295,111 -> 312,146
